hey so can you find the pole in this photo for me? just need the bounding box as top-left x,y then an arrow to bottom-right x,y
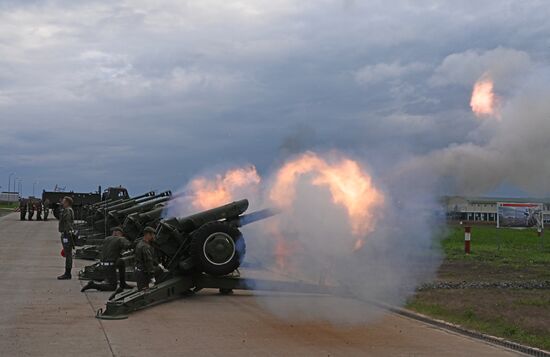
464,226 -> 471,254
8,173 -> 14,193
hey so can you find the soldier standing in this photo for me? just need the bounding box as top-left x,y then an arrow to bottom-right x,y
134,227 -> 159,290
58,196 -> 74,280
19,198 -> 27,221
27,199 -> 35,221
36,199 -> 43,221
81,227 -> 133,292
43,198 -> 50,221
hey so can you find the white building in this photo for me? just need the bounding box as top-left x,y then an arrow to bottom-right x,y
0,192 -> 20,203
443,196 -> 550,224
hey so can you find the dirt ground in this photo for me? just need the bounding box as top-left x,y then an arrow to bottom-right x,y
437,260 -> 550,282
410,260 -> 550,350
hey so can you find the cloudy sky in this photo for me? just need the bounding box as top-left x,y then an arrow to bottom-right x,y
1,0 -> 549,196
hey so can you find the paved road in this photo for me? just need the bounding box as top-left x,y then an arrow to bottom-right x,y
0,213 -> 520,356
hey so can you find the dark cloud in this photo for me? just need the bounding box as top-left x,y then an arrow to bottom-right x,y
1,0 -> 549,195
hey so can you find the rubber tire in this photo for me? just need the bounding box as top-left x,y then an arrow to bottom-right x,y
190,221 -> 245,276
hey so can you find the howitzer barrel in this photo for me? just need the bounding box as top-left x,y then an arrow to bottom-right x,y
100,192 -> 171,233
97,191 -> 156,213
110,192 -> 172,219
175,199 -> 249,233
232,208 -> 280,227
122,204 -> 166,241
99,192 -> 155,214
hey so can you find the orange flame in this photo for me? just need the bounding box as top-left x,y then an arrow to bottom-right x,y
187,165 -> 261,210
470,74 -> 498,118
269,152 -> 384,252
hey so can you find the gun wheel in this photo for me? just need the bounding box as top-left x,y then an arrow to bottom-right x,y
190,221 -> 246,276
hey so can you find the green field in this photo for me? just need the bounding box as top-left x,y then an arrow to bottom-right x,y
0,203 -> 16,217
408,225 -> 550,350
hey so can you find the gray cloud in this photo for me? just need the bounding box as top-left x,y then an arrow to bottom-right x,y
0,0 -> 549,197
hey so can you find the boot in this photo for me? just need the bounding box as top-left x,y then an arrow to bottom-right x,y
118,265 -> 134,289
57,274 -> 71,280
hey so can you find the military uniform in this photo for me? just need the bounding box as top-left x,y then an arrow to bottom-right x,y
43,199 -> 50,221
58,206 -> 74,279
134,239 -> 157,290
19,199 -> 27,221
27,200 -> 35,220
36,200 -> 42,221
81,234 -> 133,292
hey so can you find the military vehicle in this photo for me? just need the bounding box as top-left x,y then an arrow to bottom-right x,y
42,186 -> 129,220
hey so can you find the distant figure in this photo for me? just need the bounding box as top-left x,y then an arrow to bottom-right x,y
134,227 -> 159,290
43,198 -> 50,221
19,198 -> 27,221
58,196 -> 74,280
27,200 -> 35,221
36,199 -> 43,221
81,226 -> 133,292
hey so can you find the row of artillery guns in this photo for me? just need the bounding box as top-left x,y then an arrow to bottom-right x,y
74,190 -> 324,320
74,190 -> 174,260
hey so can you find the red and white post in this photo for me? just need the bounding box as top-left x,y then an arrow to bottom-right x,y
464,226 -> 471,254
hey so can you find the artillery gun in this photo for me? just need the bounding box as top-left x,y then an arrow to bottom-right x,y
94,191 -> 172,233
76,202 -> 167,263
76,191 -> 164,244
81,191 -> 156,229
97,199 -> 284,319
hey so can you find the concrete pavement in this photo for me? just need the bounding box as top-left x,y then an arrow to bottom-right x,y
0,213 -> 521,356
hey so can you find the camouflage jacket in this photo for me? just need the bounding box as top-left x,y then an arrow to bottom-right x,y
100,235 -> 131,262
58,207 -> 74,233
134,240 -> 156,274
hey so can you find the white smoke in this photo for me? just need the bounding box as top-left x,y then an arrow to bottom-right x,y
242,159 -> 442,324
403,65 -> 550,195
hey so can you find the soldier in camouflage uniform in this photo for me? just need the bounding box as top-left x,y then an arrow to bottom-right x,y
134,227 -> 160,291
27,199 -> 35,221
19,198 -> 27,221
36,199 -> 43,221
81,227 -> 133,292
43,198 -> 50,221
58,196 -> 74,280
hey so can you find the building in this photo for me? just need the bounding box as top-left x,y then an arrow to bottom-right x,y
0,192 -> 20,204
443,196 -> 550,225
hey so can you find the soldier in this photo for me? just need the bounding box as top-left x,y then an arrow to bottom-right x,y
27,199 -> 35,221
134,226 -> 160,291
58,196 -> 74,280
81,227 -> 133,292
19,198 -> 27,221
43,198 -> 50,221
36,199 -> 42,221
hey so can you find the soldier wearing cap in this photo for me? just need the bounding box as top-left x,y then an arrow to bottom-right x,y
35,199 -> 43,221
81,226 -> 133,292
134,226 -> 159,290
27,199 -> 35,221
58,196 -> 75,279
19,198 -> 27,221
43,198 -> 50,221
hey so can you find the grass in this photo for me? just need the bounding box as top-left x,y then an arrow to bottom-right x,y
407,225 -> 550,351
441,225 -> 550,265
408,298 -> 550,350
0,202 -> 16,209
0,202 -> 17,217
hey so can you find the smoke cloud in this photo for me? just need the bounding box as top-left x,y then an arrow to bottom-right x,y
165,151 -> 442,324
403,65 -> 550,196
240,152 -> 440,324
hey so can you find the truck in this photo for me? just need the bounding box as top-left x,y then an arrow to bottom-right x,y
42,186 -> 130,220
